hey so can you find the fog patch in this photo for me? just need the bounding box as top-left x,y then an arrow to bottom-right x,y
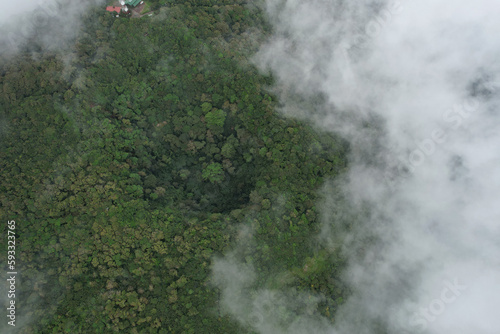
0,0 -> 105,61
214,0 -> 500,333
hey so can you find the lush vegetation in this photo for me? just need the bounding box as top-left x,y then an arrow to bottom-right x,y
0,1 -> 349,333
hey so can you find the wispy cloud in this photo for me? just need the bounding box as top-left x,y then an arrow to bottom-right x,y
0,0 -> 105,60
214,1 -> 500,333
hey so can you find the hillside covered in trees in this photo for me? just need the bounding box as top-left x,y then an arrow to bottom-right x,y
0,1 -> 350,333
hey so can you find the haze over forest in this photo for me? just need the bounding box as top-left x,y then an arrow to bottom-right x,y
1,1 -> 499,333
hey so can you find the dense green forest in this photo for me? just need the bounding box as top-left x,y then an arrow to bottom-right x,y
1,1 -> 350,332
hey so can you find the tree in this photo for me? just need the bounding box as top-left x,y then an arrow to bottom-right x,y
205,109 -> 226,129
202,163 -> 224,184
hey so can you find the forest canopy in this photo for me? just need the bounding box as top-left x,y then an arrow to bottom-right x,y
0,1 -> 349,333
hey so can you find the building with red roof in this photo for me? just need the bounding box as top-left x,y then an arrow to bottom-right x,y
106,6 -> 121,14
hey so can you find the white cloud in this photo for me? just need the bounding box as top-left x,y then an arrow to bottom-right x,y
0,0 -> 105,59
215,0 -> 500,333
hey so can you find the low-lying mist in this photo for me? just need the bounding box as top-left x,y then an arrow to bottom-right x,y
0,0 -> 105,61
213,1 -> 500,333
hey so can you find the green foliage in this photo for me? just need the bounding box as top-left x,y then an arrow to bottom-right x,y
205,109 -> 226,128
202,162 -> 224,184
201,102 -> 212,113
221,141 -> 236,158
0,1 -> 349,333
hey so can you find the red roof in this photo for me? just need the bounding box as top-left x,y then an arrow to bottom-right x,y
106,6 -> 121,13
